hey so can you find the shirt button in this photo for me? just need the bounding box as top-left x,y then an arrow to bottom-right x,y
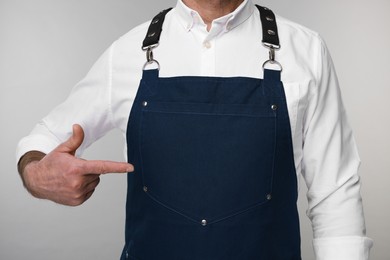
203,41 -> 211,49
193,16 -> 199,24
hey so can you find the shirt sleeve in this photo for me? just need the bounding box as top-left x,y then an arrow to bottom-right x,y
16,43 -> 116,162
301,36 -> 373,259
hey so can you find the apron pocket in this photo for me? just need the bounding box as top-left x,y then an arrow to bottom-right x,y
139,101 -> 276,225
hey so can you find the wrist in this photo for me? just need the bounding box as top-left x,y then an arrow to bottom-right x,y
18,151 -> 46,198
17,151 -> 46,188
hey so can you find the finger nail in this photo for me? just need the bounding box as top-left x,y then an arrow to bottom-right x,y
127,166 -> 134,172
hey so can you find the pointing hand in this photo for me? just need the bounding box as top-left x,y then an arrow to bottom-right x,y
21,124 -> 134,206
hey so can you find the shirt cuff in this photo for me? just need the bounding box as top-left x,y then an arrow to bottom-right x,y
16,134 -> 60,164
313,236 -> 373,260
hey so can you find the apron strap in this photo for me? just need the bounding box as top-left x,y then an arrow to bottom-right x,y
256,5 -> 282,72
256,5 -> 280,48
142,8 -> 173,50
141,5 -> 282,72
141,8 -> 172,70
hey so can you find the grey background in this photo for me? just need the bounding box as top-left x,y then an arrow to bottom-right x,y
1,0 -> 389,259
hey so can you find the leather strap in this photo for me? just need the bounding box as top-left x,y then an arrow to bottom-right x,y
142,5 -> 279,49
142,8 -> 173,49
256,5 -> 280,48
142,5 -> 281,69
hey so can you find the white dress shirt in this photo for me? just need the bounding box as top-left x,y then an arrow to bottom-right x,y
16,0 -> 373,258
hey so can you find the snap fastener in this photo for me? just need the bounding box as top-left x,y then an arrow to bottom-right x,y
201,219 -> 207,226
147,32 -> 156,37
267,30 -> 276,36
142,101 -> 148,107
152,19 -> 159,24
266,16 -> 274,21
143,186 -> 148,192
271,104 -> 278,110
266,194 -> 272,200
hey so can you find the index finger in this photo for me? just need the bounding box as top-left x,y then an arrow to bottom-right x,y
80,160 -> 134,175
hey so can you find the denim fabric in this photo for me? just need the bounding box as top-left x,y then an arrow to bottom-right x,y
122,69 -> 301,260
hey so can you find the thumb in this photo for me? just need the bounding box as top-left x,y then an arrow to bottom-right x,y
55,124 -> 85,155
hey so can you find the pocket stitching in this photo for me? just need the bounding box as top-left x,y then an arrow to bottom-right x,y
139,103 -> 276,225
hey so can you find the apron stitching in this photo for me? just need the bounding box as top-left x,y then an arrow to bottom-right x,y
144,190 -> 200,224
269,106 -> 278,196
138,105 -> 276,226
143,110 -> 273,118
143,187 -> 273,226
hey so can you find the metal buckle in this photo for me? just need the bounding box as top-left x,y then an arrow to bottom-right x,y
262,43 -> 282,71
141,43 -> 159,51
142,45 -> 160,70
262,42 -> 280,50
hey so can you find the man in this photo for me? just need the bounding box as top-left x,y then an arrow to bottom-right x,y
17,0 -> 373,259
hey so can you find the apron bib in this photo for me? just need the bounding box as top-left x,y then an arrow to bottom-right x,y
122,6 -> 301,260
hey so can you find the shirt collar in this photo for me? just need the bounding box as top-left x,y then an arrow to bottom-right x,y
175,0 -> 254,32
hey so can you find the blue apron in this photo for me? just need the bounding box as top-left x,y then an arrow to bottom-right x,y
122,6 -> 301,260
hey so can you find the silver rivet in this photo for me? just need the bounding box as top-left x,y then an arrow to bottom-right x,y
142,101 -> 148,107
267,30 -> 276,36
271,104 -> 278,110
152,19 -> 159,24
201,219 -> 207,226
267,194 -> 272,200
143,186 -> 148,192
263,7 -> 269,10
148,32 -> 156,37
266,16 -> 274,22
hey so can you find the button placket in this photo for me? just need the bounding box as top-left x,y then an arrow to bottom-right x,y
200,38 -> 215,75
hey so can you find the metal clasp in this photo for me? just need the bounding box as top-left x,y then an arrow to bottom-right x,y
146,47 -> 154,63
262,43 -> 283,71
142,44 -> 160,70
269,45 -> 276,61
